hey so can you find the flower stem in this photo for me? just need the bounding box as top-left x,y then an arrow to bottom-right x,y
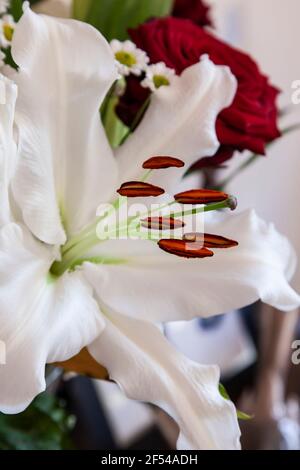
62,196 -> 126,255
119,95 -> 151,145
216,123 -> 300,190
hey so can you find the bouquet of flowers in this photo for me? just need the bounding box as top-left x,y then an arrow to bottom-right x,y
0,0 -> 299,450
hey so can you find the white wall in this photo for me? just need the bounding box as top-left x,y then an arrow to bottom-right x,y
207,0 -> 300,289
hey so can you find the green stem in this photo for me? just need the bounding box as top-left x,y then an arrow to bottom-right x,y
51,197 -> 235,276
140,169 -> 153,182
51,223 -> 130,277
128,198 -> 234,232
62,196 -> 126,255
119,95 -> 151,145
101,80 -> 117,124
216,154 -> 258,191
216,123 -> 300,190
171,198 -> 235,219
51,233 -> 99,277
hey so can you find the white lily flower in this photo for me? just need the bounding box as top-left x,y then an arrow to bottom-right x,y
142,62 -> 176,92
110,39 -> 149,77
0,8 -> 299,450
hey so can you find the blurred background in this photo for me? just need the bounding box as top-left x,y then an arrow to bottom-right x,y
1,0 -> 300,451
214,0 -> 300,291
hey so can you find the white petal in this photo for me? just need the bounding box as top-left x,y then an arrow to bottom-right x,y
0,74 -> 17,226
11,8 -> 118,244
82,210 -> 300,323
88,310 -> 241,450
116,56 -> 237,192
0,223 -> 104,413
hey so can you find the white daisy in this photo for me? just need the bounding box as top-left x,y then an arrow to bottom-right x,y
142,61 -> 176,92
0,14 -> 15,48
0,0 -> 10,15
110,39 -> 149,76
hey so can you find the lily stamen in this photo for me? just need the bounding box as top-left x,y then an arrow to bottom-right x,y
158,239 -> 214,259
183,233 -> 239,248
174,188 -> 229,204
142,156 -> 185,169
141,217 -> 185,230
51,154 -> 239,276
117,181 -> 165,197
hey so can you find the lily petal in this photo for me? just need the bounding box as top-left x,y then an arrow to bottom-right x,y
116,56 -> 237,191
0,223 -> 104,413
11,8 -> 118,244
88,309 -> 241,450
82,210 -> 300,323
0,74 -> 17,226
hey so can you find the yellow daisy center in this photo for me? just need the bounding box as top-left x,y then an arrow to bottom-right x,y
115,50 -> 137,67
3,23 -> 14,42
153,74 -> 170,89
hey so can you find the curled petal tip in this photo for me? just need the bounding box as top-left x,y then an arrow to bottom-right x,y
117,181 -> 165,197
183,233 -> 239,249
158,239 -> 214,258
141,217 -> 185,230
22,1 -> 30,12
142,156 -> 185,169
174,189 -> 229,204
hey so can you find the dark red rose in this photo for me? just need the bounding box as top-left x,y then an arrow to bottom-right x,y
124,18 -> 280,168
173,0 -> 212,27
116,75 -> 150,128
189,146 -> 236,172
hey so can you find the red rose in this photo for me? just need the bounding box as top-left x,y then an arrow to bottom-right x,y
173,0 -> 212,27
122,18 -> 280,168
116,75 -> 150,128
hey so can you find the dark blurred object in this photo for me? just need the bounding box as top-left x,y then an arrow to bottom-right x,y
128,426 -> 172,451
61,376 -> 116,450
224,304 -> 300,450
189,146 -> 235,173
116,75 -> 150,128
173,0 -> 212,27
240,396 -> 300,450
60,376 -> 171,450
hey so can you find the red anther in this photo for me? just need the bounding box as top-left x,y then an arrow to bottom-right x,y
141,217 -> 185,230
174,189 -> 229,204
183,232 -> 238,248
158,239 -> 214,259
117,181 -> 165,197
142,156 -> 185,169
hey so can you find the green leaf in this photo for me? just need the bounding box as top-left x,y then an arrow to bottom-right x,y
73,0 -> 174,40
237,410 -> 253,421
219,383 -> 253,421
73,0 -> 92,21
219,383 -> 230,400
0,392 -> 75,450
9,0 -> 24,21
